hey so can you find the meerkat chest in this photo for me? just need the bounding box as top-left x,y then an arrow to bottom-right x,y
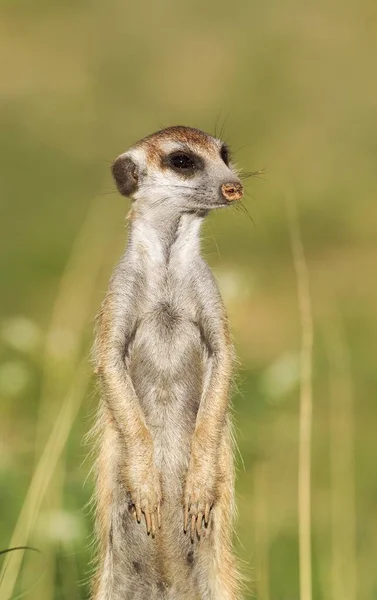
130,262 -> 202,374
130,294 -> 202,387
139,256 -> 198,320
142,283 -> 198,332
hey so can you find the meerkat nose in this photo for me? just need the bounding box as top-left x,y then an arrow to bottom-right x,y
221,182 -> 243,202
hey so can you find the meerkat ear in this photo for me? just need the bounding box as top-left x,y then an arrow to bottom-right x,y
111,155 -> 139,197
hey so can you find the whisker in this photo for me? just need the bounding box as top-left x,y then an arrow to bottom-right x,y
239,168 -> 266,181
98,158 -> 115,165
231,144 -> 253,157
213,111 -> 223,139
238,200 -> 255,226
219,110 -> 231,141
97,189 -> 118,197
155,118 -> 167,131
242,189 -> 258,203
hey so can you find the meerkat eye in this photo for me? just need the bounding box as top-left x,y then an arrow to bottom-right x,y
167,152 -> 198,173
220,145 -> 230,166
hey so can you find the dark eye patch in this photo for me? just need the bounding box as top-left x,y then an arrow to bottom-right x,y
220,144 -> 230,166
164,151 -> 203,175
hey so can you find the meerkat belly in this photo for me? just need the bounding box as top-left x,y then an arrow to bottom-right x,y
128,303 -> 204,469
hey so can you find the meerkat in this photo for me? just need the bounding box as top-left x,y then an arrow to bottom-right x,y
91,126 -> 244,600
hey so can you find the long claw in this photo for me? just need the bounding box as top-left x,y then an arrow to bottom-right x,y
151,512 -> 156,537
136,504 -> 142,523
145,510 -> 151,534
190,514 -> 196,542
157,503 -> 161,528
196,512 -> 203,537
204,503 -> 210,524
184,504 -> 189,533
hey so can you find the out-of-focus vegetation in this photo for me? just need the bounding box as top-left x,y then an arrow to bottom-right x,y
1,1 -> 377,599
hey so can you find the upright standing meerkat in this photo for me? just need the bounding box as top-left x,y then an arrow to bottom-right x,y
92,126 -> 244,600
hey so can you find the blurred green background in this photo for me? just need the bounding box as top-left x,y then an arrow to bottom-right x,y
1,1 -> 376,599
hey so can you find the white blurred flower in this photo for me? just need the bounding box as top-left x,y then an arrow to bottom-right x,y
260,352 -> 300,400
1,317 -> 41,353
0,360 -> 31,397
37,509 -> 85,544
214,268 -> 255,303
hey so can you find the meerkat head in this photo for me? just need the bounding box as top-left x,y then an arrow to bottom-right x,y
111,126 -> 243,216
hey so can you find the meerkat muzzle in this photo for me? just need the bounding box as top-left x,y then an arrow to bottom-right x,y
221,182 -> 243,202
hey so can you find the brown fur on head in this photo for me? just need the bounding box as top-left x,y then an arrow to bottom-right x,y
111,126 -> 243,213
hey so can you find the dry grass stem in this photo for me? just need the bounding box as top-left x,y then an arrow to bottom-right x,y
0,361 -> 91,599
0,196 -> 116,599
286,193 -> 314,600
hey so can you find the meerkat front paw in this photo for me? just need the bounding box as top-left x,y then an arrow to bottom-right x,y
183,464 -> 217,542
127,465 -> 162,537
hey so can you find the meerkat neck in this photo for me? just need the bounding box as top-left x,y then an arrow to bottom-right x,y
129,213 -> 203,265
129,207 -> 204,266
